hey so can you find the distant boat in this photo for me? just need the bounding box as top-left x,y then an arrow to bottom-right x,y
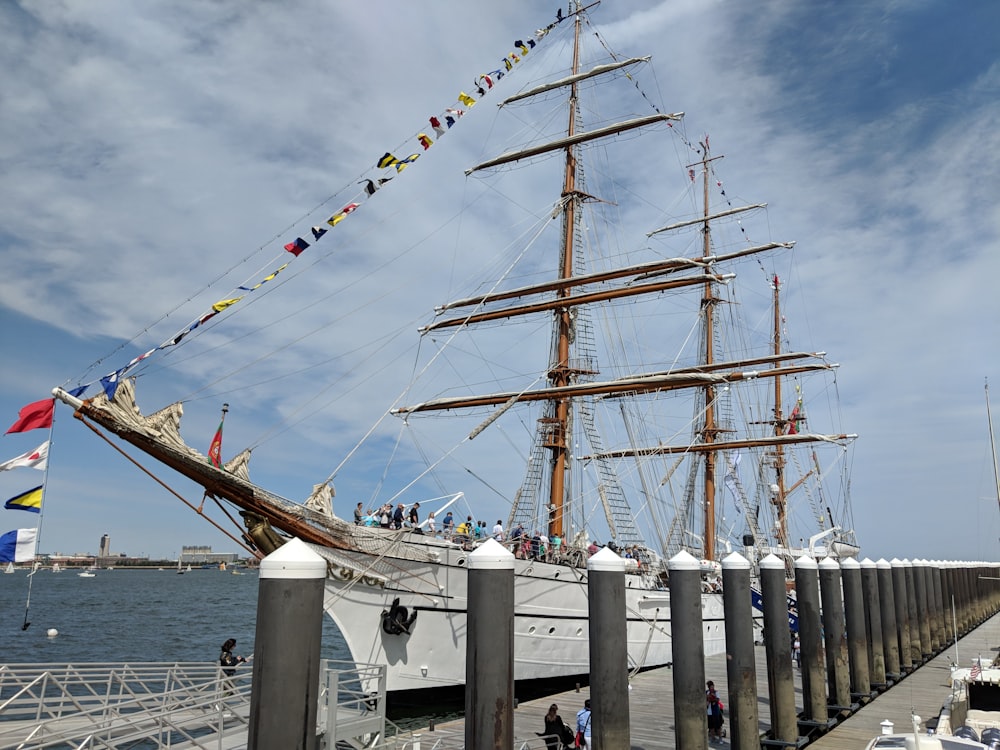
3,562 -> 15,574
176,559 -> 184,575
52,562 -> 62,573
77,568 -> 96,578
219,561 -> 227,571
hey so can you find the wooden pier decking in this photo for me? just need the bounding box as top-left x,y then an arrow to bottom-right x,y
408,612 -> 1000,749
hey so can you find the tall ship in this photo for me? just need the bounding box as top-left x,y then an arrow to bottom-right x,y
52,2 -> 857,704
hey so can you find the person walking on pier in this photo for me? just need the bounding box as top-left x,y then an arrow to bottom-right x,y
539,703 -> 574,749
575,698 -> 592,748
706,680 -> 724,742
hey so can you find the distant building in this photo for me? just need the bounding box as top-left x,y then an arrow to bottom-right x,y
99,534 -> 111,558
179,545 -> 238,564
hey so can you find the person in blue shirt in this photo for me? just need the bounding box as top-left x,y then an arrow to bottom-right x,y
576,698 -> 592,748
442,511 -> 455,538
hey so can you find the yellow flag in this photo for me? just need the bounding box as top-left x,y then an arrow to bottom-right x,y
457,92 -> 477,107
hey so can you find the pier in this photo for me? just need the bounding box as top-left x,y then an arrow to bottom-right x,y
396,612 -> 1000,748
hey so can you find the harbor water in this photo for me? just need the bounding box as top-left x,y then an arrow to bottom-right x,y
0,567 -> 351,665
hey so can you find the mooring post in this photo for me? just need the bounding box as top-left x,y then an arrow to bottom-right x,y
890,558 -> 912,672
876,559 -> 900,681
860,558 -> 885,689
794,555 -> 828,732
722,552 -> 758,750
930,561 -> 946,649
760,554 -> 798,744
248,537 -> 326,750
903,560 -> 922,664
588,546 -> 629,749
669,550 -> 707,750
465,538 -> 515,750
912,559 -> 932,658
841,558 -> 871,701
819,557 -> 851,714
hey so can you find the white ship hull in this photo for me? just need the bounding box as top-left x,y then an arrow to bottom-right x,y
312,534 -> 726,699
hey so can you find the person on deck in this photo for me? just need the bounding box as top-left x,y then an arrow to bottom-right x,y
407,502 -> 420,528
426,510 -> 436,536
353,502 -> 363,525
492,519 -> 504,540
443,511 -> 455,538
392,503 -> 404,529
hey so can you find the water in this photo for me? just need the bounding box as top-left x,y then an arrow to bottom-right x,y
0,567 -> 351,665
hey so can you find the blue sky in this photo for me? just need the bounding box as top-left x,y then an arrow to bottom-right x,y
1,0 -> 999,562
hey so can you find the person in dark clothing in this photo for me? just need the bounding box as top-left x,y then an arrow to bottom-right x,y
392,503 -> 404,529
538,703 -> 573,749
220,638 -> 246,676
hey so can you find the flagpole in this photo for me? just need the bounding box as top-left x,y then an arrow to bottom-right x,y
21,415 -> 56,631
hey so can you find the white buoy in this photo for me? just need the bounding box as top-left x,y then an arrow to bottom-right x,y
47,628 -> 58,638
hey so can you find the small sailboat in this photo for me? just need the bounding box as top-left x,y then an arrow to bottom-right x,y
3,562 -> 15,574
176,559 -> 184,575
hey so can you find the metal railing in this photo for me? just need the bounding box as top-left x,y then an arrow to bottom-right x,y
0,659 -> 391,750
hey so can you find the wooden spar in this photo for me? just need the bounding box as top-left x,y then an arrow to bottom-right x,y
421,273 -> 732,333
431,242 -> 793,315
501,56 -> 651,105
582,431 -> 856,460
465,114 -> 680,175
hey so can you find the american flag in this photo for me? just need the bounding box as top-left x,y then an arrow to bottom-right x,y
970,659 -> 982,680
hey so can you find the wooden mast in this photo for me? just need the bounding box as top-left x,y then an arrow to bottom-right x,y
545,8 -> 584,541
771,275 -> 790,555
692,144 -> 724,562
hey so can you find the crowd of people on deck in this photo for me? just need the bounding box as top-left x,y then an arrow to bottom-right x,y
350,499 -> 653,569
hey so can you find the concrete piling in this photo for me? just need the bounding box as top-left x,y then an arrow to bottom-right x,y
669,550 -> 707,750
794,555 -> 829,729
760,554 -> 798,744
722,552 -> 759,750
912,559 -> 932,657
841,558 -> 871,700
890,558 -> 912,672
248,537 -> 326,750
819,557 -> 851,713
876,559 -> 900,681
465,538 -> 515,750
587,546 -> 630,749
903,560 -> 922,665
860,558 -> 885,688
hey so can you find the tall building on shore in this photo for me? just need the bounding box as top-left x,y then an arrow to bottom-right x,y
99,534 -> 111,558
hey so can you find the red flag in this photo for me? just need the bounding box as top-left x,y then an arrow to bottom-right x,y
6,399 -> 55,434
207,405 -> 228,468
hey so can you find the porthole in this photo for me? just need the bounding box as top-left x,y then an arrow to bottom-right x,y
548,627 -> 556,634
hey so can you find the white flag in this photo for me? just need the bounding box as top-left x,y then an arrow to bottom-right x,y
0,441 -> 49,472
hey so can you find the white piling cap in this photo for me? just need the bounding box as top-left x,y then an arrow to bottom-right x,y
876,558 -> 891,569
722,551 -> 750,570
794,554 -> 817,570
467,537 -> 515,570
840,557 -> 860,570
588,545 -> 625,572
860,558 -> 876,569
668,549 -> 700,571
260,537 -> 327,579
759,553 -> 784,570
819,557 -> 840,570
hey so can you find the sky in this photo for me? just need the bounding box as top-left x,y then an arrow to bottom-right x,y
1,0 -> 999,563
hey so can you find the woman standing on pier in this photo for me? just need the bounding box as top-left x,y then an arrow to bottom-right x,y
706,680 -> 724,742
